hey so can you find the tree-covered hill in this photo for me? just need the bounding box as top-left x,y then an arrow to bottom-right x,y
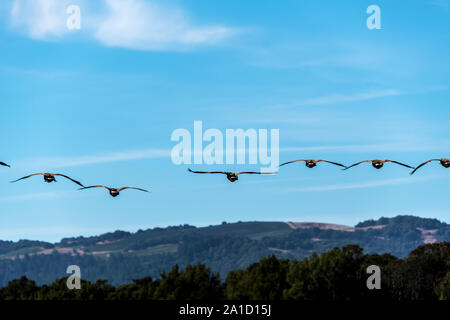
0,215 -> 448,287
1,243 -> 450,301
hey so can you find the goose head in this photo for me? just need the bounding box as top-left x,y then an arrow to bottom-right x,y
440,159 -> 450,168
372,161 -> 384,169
305,160 -> 317,168
43,174 -> 56,183
109,189 -> 120,197
226,173 -> 239,182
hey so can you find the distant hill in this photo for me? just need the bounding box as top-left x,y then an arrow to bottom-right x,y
0,215 -> 449,287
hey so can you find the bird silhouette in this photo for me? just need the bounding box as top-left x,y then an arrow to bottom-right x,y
344,160 -> 413,170
79,185 -> 149,197
280,159 -> 345,168
11,173 -> 84,187
410,158 -> 450,175
188,168 -> 276,182
0,162 -> 10,168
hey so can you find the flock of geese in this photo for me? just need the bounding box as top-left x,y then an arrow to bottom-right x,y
0,158 -> 449,190
0,164 -> 149,197
188,158 -> 450,182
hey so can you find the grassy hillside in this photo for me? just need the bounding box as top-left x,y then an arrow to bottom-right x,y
0,215 -> 449,286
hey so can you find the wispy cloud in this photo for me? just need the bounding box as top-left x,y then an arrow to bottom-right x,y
429,0 -> 449,8
280,141 -> 450,153
0,226 -> 109,241
15,142 -> 447,171
0,191 -> 68,202
279,176 -> 437,193
9,0 -> 238,50
246,41 -> 393,71
299,89 -> 402,106
264,89 -> 404,110
94,0 -> 237,50
16,148 -> 171,169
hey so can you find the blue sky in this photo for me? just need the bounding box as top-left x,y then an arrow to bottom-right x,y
1,0 -> 450,242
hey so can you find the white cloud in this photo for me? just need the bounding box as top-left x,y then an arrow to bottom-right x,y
95,0 -> 235,50
9,0 -> 237,49
10,0 -> 75,39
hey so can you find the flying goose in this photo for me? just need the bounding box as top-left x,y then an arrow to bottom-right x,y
79,185 -> 149,197
188,168 -> 276,182
11,173 -> 84,187
280,159 -> 345,168
410,158 -> 450,175
344,160 -> 414,170
0,162 -> 10,168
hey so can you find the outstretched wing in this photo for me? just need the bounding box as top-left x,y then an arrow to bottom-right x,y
410,159 -> 440,175
343,161 -> 371,170
385,160 -> 414,169
318,160 -> 346,168
78,185 -> 109,191
117,187 -> 149,193
279,159 -> 306,167
188,169 -> 227,174
54,174 -> 84,187
0,162 -> 10,168
11,173 -> 44,183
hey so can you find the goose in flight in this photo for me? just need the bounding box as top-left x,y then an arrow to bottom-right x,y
11,173 -> 84,187
0,162 -> 10,168
188,168 -> 276,182
410,158 -> 450,175
280,159 -> 345,168
344,160 -> 414,170
79,186 -> 149,197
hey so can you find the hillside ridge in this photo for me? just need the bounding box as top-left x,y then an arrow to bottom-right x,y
0,215 -> 449,286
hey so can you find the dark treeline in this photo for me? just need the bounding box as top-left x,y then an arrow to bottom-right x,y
1,243 -> 449,301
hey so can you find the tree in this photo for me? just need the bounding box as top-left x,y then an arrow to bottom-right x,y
225,255 -> 289,300
285,245 -> 365,300
153,264 -> 223,300
0,276 -> 37,300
